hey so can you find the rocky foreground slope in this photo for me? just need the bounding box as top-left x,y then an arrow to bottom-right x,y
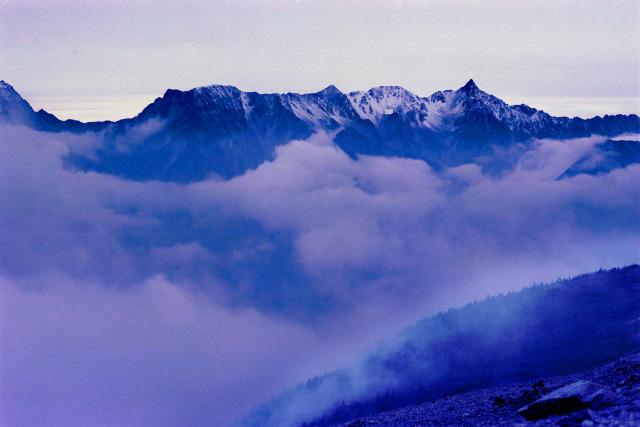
246,266 -> 639,427
333,352 -> 640,427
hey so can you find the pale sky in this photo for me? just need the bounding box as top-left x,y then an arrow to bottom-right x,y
1,0 -> 639,121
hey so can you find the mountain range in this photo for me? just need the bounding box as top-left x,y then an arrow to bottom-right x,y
1,79 -> 638,182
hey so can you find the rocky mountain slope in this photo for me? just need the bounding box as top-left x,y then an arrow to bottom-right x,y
244,265 -> 640,427
333,351 -> 640,427
1,80 -> 638,182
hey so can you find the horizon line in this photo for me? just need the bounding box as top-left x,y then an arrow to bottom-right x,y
7,80 -> 639,123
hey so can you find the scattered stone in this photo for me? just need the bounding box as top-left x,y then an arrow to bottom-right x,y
333,352 -> 639,427
517,380 -> 622,421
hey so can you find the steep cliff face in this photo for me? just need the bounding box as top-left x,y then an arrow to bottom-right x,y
0,80 -> 43,129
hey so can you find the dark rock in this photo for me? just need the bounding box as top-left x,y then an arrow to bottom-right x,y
517,380 -> 621,421
533,380 -> 545,389
493,396 -> 506,406
519,395 -> 588,421
557,408 -> 593,427
514,389 -> 542,406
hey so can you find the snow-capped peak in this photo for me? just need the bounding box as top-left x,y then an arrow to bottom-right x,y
0,80 -> 22,101
192,85 -> 242,100
346,86 -> 425,123
459,78 -> 480,94
0,80 -> 39,126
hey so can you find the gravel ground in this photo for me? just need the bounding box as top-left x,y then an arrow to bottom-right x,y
334,352 -> 640,427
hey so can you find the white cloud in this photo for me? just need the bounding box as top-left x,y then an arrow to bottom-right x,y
0,274 -> 329,427
0,124 -> 638,425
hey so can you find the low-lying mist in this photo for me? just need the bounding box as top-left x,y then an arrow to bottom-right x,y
247,266 -> 639,426
0,124 -> 638,426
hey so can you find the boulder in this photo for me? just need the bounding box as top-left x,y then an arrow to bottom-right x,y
517,380 -> 621,421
